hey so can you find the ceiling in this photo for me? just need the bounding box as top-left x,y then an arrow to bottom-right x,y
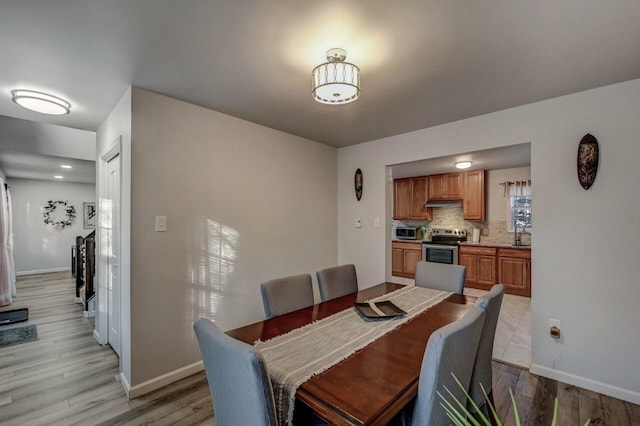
391,143 -> 530,179
0,151 -> 95,184
1,1 -> 640,147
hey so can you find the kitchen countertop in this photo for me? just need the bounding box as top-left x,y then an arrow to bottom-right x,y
460,241 -> 531,249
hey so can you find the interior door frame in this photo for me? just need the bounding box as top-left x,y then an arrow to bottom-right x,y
95,136 -> 122,350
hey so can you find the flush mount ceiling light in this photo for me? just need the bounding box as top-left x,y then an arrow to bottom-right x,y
11,89 -> 71,115
54,175 -> 64,179
312,48 -> 360,105
455,161 -> 473,169
60,164 -> 72,169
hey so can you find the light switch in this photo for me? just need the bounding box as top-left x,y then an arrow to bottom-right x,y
355,217 -> 362,228
155,216 -> 167,232
373,217 -> 380,228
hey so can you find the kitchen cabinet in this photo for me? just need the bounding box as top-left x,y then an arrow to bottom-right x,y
459,246 -> 497,290
393,177 -> 432,220
392,242 -> 423,279
498,248 -> 531,297
428,173 -> 462,200
462,170 -> 485,220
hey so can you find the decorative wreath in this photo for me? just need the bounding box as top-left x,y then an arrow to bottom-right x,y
42,200 -> 77,230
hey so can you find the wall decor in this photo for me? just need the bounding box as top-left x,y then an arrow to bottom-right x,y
83,202 -> 96,229
42,200 -> 76,230
354,168 -> 363,201
577,133 -> 599,190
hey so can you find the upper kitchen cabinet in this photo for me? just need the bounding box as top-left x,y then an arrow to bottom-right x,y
393,177 -> 433,220
462,170 -> 486,220
428,173 -> 462,200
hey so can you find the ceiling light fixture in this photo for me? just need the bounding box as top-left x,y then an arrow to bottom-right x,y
455,161 -> 473,169
54,175 -> 64,179
61,164 -> 72,169
11,89 -> 71,115
312,48 -> 360,105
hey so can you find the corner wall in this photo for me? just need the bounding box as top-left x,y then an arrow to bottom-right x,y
130,88 -> 338,386
338,79 -> 640,403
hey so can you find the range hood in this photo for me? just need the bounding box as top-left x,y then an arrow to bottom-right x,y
425,200 -> 463,208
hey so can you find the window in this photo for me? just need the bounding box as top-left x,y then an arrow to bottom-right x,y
508,195 -> 532,232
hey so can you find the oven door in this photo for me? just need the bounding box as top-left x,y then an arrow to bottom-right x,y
422,244 -> 458,265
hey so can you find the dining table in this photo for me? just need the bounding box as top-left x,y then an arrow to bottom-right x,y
226,282 -> 476,426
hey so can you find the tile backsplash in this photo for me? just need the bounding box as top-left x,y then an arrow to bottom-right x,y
396,206 -> 531,245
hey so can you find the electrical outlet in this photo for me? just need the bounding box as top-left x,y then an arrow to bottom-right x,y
155,216 -> 167,232
482,228 -> 489,236
355,217 -> 362,228
549,319 -> 561,339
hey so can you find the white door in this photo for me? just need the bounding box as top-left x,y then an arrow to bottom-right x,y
106,154 -> 121,357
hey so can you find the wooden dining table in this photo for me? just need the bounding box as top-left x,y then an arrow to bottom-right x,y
227,282 -> 476,426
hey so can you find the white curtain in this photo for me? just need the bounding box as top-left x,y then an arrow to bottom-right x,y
502,180 -> 532,198
0,179 -> 12,306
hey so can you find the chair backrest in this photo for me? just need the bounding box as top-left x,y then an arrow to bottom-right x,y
260,273 -> 314,319
316,264 -> 358,302
412,306 -> 486,426
469,284 -> 505,407
415,261 -> 466,294
193,318 -> 278,426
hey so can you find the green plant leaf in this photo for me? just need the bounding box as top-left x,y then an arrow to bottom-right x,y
509,388 -> 521,426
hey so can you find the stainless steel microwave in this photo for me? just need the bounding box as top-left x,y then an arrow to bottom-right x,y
393,226 -> 421,240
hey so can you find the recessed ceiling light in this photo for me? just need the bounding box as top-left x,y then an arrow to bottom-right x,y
60,164 -> 72,169
54,175 -> 64,179
11,89 -> 71,115
454,161 -> 473,169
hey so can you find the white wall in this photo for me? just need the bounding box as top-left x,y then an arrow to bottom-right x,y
129,88 -> 337,387
9,178 -> 95,274
486,166 -> 531,221
95,87 -> 132,389
338,79 -> 640,403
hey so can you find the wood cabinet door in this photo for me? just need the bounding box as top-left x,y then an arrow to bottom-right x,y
392,248 -> 404,276
445,173 -> 463,198
403,249 -> 422,276
393,179 -> 412,219
428,175 -> 445,200
459,253 -> 477,284
477,255 -> 496,285
463,170 -> 485,220
409,177 -> 429,219
499,257 -> 530,296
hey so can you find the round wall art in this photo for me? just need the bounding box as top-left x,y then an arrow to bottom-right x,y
42,200 -> 77,230
354,168 -> 363,201
577,133 -> 599,190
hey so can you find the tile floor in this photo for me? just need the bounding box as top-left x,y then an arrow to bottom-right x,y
391,276 -> 532,368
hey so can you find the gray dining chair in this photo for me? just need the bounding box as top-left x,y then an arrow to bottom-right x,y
316,264 -> 358,302
193,318 -> 278,426
468,284 -> 505,413
260,273 -> 314,319
410,306 -> 486,425
414,261 -> 466,294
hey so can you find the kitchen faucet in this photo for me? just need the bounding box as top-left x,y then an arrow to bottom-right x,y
514,221 -> 527,246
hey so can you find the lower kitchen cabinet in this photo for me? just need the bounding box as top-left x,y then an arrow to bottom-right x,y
498,248 -> 531,297
391,242 -> 423,279
459,246 -> 497,290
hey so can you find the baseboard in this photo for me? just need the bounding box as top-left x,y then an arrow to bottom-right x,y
530,363 -> 640,404
119,371 -> 132,397
127,361 -> 205,400
16,267 -> 71,276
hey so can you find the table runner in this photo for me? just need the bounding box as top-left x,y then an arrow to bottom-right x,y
254,285 -> 452,425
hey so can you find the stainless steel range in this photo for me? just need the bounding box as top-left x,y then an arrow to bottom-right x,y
422,229 -> 468,265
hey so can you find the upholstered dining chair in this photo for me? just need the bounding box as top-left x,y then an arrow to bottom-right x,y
316,264 -> 358,302
468,284 -> 505,412
414,261 -> 466,294
410,306 -> 486,426
260,273 -> 314,319
193,318 -> 278,426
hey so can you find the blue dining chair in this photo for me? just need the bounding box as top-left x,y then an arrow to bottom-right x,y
410,306 -> 486,425
414,261 -> 466,294
316,264 -> 358,302
260,273 -> 314,319
193,318 -> 278,426
468,284 -> 505,413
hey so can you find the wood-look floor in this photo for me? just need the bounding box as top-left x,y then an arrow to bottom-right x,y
1,272 -> 638,425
